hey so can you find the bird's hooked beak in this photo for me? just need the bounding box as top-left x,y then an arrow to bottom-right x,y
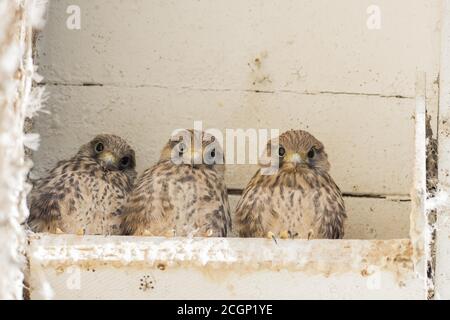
286,152 -> 306,166
98,151 -> 117,170
191,149 -> 203,166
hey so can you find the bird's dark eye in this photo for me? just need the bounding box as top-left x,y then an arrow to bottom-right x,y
120,156 -> 130,168
307,148 -> 316,159
278,146 -> 286,157
95,142 -> 104,153
210,149 -> 216,158
178,142 -> 186,156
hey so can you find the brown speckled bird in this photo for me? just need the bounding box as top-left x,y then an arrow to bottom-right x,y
120,129 -> 231,237
28,134 -> 137,235
234,129 -> 346,239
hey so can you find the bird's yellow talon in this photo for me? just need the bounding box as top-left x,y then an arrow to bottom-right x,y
280,230 -> 289,239
55,227 -> 64,234
142,229 -> 152,236
76,228 -> 85,236
164,229 -> 175,237
266,231 -> 278,244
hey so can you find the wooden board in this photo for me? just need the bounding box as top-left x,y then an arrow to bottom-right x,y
38,0 -> 440,100
33,85 -> 415,195
435,0 -> 450,300
28,235 -> 424,299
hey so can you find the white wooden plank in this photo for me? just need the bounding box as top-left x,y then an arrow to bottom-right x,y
409,72 -> 428,292
37,0 -> 440,100
0,0 -> 45,300
435,0 -> 450,300
229,195 -> 410,240
32,85 -> 415,195
28,235 -> 424,299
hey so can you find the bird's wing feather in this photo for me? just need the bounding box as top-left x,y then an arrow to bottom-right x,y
234,170 -> 270,237
120,165 -> 169,235
29,158 -> 131,234
28,160 -> 75,232
315,173 -> 346,239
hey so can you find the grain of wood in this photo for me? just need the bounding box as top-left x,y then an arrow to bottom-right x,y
38,0 -> 440,102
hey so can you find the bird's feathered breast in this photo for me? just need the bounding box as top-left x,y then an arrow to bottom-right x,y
121,160 -> 231,236
235,167 -> 346,239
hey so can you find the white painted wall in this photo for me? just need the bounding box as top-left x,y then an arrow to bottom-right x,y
33,0 -> 442,240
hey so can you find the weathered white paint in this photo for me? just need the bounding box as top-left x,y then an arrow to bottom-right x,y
38,0 -> 443,136
28,234 -> 424,300
32,85 -> 416,195
229,195 -> 411,239
435,0 -> 450,300
0,0 -> 47,300
38,0 -> 440,98
410,72 -> 428,292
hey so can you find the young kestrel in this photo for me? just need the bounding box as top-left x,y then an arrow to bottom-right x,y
120,129 -> 231,237
28,134 -> 137,235
234,129 -> 346,239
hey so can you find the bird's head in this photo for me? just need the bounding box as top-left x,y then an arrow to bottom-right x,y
160,129 -> 225,173
263,130 -> 330,173
77,134 -> 137,179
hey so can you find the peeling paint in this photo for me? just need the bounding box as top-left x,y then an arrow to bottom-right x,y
28,234 -> 416,284
0,0 -> 47,300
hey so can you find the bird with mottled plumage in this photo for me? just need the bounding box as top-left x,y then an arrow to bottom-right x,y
28,134 -> 137,235
234,129 -> 346,240
121,129 -> 231,237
